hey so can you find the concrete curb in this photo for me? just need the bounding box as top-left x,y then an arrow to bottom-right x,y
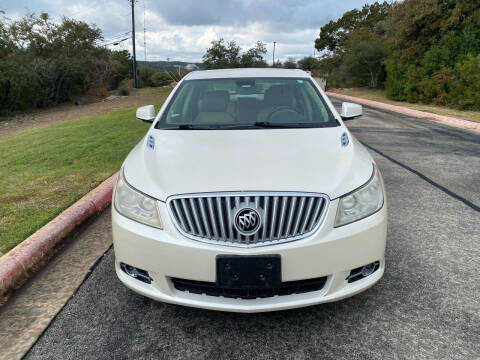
0,172 -> 118,305
327,92 -> 480,132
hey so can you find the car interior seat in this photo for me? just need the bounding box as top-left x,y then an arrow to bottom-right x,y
194,90 -> 234,124
257,85 -> 296,122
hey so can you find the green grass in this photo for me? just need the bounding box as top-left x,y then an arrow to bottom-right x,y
330,88 -> 480,123
0,93 -> 170,253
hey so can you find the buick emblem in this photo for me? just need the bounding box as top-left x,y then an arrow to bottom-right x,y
234,208 -> 261,235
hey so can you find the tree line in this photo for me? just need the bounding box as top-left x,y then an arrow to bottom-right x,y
0,12 -> 132,112
202,39 -> 269,69
315,0 -> 480,109
201,38 -> 325,75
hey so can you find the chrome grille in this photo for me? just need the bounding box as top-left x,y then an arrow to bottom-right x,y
168,192 -> 329,247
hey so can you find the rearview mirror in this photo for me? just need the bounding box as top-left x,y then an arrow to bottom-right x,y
136,105 -> 155,122
341,102 -> 362,120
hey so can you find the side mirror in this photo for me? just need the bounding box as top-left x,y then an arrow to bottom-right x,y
136,105 -> 155,122
341,102 -> 362,120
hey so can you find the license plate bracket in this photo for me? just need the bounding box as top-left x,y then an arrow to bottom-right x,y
216,255 -> 281,289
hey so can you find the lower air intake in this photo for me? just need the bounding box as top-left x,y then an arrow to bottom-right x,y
171,276 -> 328,300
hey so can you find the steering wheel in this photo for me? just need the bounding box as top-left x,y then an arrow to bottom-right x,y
265,106 -> 298,122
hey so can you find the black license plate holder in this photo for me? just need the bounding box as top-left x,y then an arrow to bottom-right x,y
216,255 -> 281,289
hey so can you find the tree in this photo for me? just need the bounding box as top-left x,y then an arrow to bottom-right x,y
317,0 -> 480,107
0,12 -> 130,111
203,39 -> 267,69
112,50 -> 132,79
343,30 -> 388,88
383,0 -> 480,106
240,41 -> 267,67
202,38 -> 241,69
151,72 -> 172,87
313,2 -> 391,89
315,1 -> 391,53
137,66 -> 157,87
316,54 -> 342,89
282,58 -> 297,69
298,56 -> 318,71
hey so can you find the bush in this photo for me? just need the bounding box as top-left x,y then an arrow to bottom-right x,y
315,0 -> 480,109
0,13 -> 127,112
385,61 -> 408,101
151,72 -> 172,87
417,68 -> 452,106
137,67 -> 157,87
87,87 -> 108,97
119,87 -> 129,96
119,78 -> 133,89
386,54 -> 480,109
449,54 -> 480,109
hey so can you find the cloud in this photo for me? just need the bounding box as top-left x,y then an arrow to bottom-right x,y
3,0 -> 377,63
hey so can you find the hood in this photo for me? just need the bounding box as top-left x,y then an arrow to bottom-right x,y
123,127 -> 373,202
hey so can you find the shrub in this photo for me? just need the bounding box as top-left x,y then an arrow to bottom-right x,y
87,87 -> 108,97
385,61 -> 408,101
0,14 -> 127,112
119,87 -> 129,96
137,67 -> 157,87
386,54 -> 480,109
449,54 -> 480,109
151,72 -> 172,87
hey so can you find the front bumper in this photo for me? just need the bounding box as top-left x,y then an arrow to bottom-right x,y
112,198 -> 387,313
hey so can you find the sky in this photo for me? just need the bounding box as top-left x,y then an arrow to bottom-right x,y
2,0 -> 378,64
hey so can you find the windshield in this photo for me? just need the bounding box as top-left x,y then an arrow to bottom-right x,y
155,78 -> 337,129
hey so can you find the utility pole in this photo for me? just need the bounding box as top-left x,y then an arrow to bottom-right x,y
130,0 -> 138,88
272,41 -> 276,66
174,65 -> 182,78
143,0 -> 146,61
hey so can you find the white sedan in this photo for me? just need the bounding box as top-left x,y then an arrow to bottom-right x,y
112,68 -> 387,312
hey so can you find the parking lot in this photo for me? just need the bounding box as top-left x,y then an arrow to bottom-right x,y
25,99 -> 480,360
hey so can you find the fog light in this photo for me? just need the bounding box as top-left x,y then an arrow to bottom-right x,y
120,262 -> 152,284
361,263 -> 376,277
346,261 -> 380,283
124,264 -> 137,277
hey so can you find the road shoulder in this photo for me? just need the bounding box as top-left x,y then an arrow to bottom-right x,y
327,91 -> 480,132
0,210 -> 113,360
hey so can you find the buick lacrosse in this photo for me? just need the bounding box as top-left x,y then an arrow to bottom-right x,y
112,68 -> 387,312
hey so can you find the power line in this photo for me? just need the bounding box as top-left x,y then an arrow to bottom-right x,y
104,31 -> 132,39
102,38 -> 129,47
99,31 -> 132,45
63,0 -> 103,19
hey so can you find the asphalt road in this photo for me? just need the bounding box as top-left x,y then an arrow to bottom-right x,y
26,99 -> 480,360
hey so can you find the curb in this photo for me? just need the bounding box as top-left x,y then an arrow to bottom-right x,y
0,173 -> 118,305
327,92 -> 480,132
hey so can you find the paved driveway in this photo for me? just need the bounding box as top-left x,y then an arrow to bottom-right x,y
25,99 -> 480,360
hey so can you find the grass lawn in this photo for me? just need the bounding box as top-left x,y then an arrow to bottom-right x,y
0,88 -> 171,253
329,88 -> 480,123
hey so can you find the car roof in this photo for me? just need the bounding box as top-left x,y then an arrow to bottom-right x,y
184,68 -> 310,80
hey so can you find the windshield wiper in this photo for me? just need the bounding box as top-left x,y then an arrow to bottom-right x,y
161,122 -> 329,130
163,124 -> 260,130
253,121 -> 325,128
162,124 -> 218,130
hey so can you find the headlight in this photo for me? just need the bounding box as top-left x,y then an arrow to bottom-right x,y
334,166 -> 384,227
114,171 -> 163,228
